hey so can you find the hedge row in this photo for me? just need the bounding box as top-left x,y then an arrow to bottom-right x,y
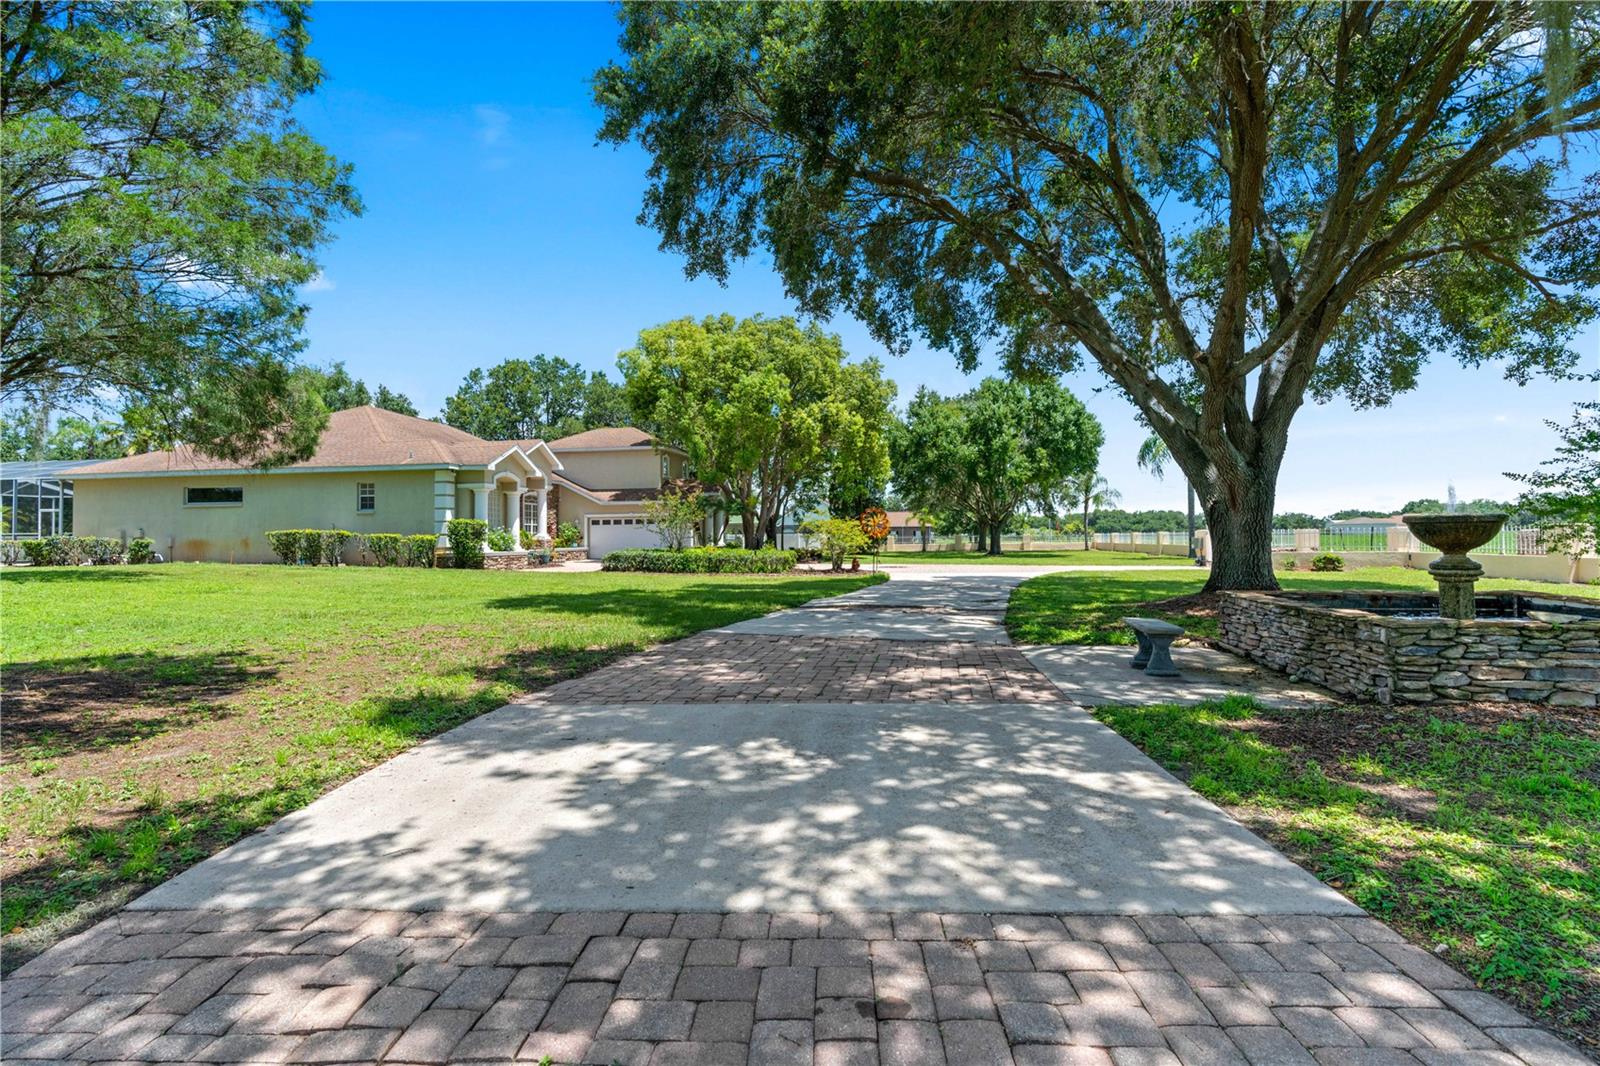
264,529 -> 439,568
602,547 -> 798,574
4,535 -> 155,566
362,533 -> 440,567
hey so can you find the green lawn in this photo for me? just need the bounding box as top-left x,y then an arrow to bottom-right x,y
1098,697 -> 1599,1048
881,548 -> 1186,566
1006,566 -> 1600,645
1008,565 -> 1600,1047
0,563 -> 882,950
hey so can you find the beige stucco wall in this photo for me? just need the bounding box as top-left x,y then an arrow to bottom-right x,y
73,469 -> 444,563
556,449 -> 675,490
551,487 -> 642,536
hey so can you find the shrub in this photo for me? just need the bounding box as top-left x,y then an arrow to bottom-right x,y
318,530 -> 352,566
642,488 -> 705,550
293,530 -> 321,565
802,517 -> 869,570
44,535 -> 86,565
265,530 -> 300,564
2,540 -> 22,565
602,547 -> 796,573
366,533 -> 404,567
405,534 -> 438,567
518,528 -> 541,550
447,518 -> 488,568
80,536 -> 124,565
127,538 -> 155,564
1310,552 -> 1344,572
1281,557 -> 1298,571
19,539 -> 53,565
486,526 -> 515,552
553,521 -> 581,548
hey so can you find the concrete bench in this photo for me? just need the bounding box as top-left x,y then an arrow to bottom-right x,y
1122,617 -> 1184,678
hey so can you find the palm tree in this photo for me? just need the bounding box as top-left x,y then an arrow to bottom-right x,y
1069,472 -> 1120,550
1137,433 -> 1197,558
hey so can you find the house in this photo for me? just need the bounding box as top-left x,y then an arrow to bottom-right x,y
542,427 -> 693,557
884,510 -> 931,546
65,407 -> 694,561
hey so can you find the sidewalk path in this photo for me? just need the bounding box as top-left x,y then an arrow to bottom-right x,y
4,571 -> 1587,1065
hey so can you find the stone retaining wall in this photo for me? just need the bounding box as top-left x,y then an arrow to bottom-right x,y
1217,590 -> 1600,707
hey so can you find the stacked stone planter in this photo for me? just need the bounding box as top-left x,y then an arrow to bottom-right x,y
1218,590 -> 1600,706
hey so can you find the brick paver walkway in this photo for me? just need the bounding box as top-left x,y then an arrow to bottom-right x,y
7,906 -> 1584,1065
533,635 -> 1062,705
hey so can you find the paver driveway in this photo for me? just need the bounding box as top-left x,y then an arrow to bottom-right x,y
3,570 -> 1589,1065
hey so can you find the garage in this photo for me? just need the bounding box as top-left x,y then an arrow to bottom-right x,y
586,515 -> 663,559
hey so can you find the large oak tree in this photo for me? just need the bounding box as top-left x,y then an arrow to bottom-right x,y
3,1 -> 361,464
596,1 -> 1600,589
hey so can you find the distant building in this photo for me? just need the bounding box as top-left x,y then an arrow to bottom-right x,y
1,459 -> 80,539
1325,514 -> 1406,536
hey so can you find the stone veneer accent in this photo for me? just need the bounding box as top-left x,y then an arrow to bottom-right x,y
1218,590 -> 1600,706
479,546 -> 587,570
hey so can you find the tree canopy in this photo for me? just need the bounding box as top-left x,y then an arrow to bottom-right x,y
596,2 -> 1600,589
891,377 -> 1102,554
1510,403 -> 1600,560
300,362 -> 417,417
443,356 -> 630,441
620,314 -> 896,548
2,1 -> 360,465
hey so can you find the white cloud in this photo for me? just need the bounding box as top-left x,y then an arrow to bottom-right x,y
474,105 -> 510,146
303,272 -> 336,292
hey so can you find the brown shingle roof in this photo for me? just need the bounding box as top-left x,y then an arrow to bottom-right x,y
546,427 -> 667,451
65,407 -> 546,476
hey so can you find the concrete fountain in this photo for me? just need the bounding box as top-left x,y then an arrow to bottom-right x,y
1400,511 -> 1508,620
1216,509 -> 1599,706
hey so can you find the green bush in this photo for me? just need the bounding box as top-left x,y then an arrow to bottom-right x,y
801,517 -> 868,570
553,521 -> 582,548
80,536 -> 124,564
405,534 -> 437,567
366,533 -> 404,566
447,518 -> 488,569
486,526 -> 515,552
518,528 -> 540,550
1310,552 -> 1345,572
322,530 -> 354,566
265,530 -> 300,564
2,540 -> 23,565
127,538 -> 155,564
602,547 -> 797,574
294,530 -> 321,565
19,539 -> 54,565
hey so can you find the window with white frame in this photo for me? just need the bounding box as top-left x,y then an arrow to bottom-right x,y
356,482 -> 375,512
660,455 -> 671,485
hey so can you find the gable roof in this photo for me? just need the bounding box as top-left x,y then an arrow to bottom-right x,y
544,427 -> 684,455
65,407 -> 561,477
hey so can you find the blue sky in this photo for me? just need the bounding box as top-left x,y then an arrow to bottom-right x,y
293,2 -> 1598,515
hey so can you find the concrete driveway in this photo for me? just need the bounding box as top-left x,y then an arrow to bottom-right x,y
6,568 -> 1580,1066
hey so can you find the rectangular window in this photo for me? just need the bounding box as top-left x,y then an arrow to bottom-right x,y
357,482 -> 376,512
184,486 -> 243,506
661,455 -> 671,485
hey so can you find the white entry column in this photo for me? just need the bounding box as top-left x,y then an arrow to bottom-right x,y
535,487 -> 550,542
509,489 -> 524,538
474,484 -> 491,522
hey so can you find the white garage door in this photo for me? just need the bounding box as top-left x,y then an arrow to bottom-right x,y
587,516 -> 663,559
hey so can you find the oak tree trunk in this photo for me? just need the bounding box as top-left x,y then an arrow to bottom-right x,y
1199,473 -> 1280,593
988,525 -> 1001,555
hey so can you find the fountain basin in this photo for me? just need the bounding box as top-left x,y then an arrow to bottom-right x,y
1218,590 -> 1600,706
1400,513 -> 1508,555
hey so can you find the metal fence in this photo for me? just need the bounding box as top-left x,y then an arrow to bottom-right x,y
1314,525 -> 1546,555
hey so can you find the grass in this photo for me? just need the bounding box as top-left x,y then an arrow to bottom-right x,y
1095,696 -> 1600,1047
0,563 -> 883,948
1005,566 -> 1600,645
879,548 -> 1185,566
